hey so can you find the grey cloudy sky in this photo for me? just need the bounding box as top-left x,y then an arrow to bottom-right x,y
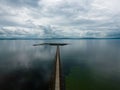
0,0 -> 120,38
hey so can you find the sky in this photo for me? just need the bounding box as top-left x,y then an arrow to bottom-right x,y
0,0 -> 120,38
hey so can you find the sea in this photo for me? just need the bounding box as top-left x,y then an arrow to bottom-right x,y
0,39 -> 120,90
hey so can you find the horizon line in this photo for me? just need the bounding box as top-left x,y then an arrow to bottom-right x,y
0,37 -> 120,40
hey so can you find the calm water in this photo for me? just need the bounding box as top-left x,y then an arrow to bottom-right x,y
0,39 -> 120,90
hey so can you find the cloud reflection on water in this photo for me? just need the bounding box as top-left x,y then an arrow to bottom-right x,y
0,40 -> 120,90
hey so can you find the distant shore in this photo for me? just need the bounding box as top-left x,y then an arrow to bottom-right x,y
0,38 -> 120,40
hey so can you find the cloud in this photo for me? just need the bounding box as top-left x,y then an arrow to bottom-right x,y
0,0 -> 40,8
0,0 -> 120,38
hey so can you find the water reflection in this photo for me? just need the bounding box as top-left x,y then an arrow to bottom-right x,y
0,40 -> 56,90
0,40 -> 120,90
0,67 -> 49,90
60,39 -> 120,90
